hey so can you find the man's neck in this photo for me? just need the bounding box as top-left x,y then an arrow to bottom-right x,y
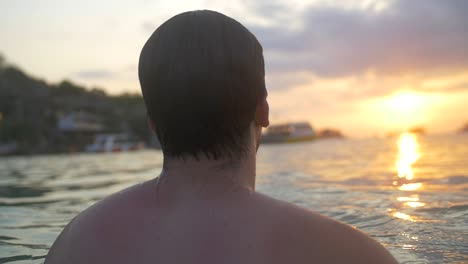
155,150 -> 256,203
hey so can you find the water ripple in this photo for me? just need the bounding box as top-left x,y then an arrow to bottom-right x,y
0,137 -> 467,263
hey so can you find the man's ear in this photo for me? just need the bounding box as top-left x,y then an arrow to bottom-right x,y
255,97 -> 269,128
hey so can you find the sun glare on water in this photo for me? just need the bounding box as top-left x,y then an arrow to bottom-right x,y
391,133 -> 425,221
396,133 -> 419,180
395,133 -> 422,191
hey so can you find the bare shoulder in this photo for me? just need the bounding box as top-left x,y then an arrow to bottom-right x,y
45,180 -> 156,264
253,192 -> 398,264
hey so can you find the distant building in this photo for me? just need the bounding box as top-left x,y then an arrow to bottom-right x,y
57,111 -> 103,132
56,111 -> 103,152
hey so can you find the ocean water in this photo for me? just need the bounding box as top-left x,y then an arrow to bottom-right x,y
0,133 -> 467,263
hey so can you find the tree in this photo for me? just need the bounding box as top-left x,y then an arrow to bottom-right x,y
0,53 -> 5,71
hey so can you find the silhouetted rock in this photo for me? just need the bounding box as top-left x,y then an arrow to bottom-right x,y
317,128 -> 344,139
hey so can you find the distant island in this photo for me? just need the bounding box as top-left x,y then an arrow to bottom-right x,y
0,55 -> 151,155
261,122 -> 343,144
408,126 -> 426,135
386,126 -> 426,138
316,128 -> 344,139
459,123 -> 468,133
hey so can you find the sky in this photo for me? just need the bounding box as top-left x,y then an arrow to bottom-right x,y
1,0 -> 467,137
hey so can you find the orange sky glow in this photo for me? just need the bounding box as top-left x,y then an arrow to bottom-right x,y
1,0 -> 467,137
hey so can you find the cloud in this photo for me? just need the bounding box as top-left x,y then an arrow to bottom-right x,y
446,82 -> 468,92
69,65 -> 141,94
249,0 -> 468,80
142,21 -> 156,33
137,0 -> 468,97
419,73 -> 468,92
74,70 -> 116,79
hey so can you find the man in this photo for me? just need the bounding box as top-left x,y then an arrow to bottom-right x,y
46,10 -> 398,264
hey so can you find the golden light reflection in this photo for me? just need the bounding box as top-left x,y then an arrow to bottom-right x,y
391,133 -> 425,221
398,182 -> 423,191
393,212 -> 415,222
402,244 -> 416,250
405,201 -> 425,208
397,195 -> 425,207
396,133 -> 420,180
397,195 -> 419,202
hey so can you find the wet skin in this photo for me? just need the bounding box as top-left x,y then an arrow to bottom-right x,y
45,176 -> 397,264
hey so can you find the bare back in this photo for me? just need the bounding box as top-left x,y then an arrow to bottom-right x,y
45,178 -> 397,264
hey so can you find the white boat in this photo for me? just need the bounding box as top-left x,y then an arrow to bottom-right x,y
261,122 -> 316,144
85,134 -> 145,153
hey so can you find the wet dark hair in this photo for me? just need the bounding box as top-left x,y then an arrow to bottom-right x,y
139,10 -> 266,160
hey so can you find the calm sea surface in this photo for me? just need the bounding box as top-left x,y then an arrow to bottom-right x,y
0,134 -> 467,263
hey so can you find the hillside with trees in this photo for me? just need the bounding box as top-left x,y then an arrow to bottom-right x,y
0,54 -> 150,154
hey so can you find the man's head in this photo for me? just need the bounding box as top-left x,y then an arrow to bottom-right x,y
139,10 -> 269,160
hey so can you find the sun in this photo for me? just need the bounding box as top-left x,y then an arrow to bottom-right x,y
384,92 -> 424,112
363,90 -> 437,131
